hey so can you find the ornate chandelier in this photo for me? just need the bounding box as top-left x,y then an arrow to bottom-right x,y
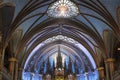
47,0 -> 79,18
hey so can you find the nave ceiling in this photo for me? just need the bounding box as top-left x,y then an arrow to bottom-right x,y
0,0 -> 120,75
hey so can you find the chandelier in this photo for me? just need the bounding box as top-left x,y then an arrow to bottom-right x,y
47,0 -> 79,18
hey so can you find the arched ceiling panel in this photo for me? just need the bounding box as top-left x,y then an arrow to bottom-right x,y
24,34 -> 97,72
18,15 -> 40,34
25,41 -> 94,73
21,18 -> 104,50
2,0 -> 119,44
75,15 -> 97,32
24,27 -> 97,59
101,0 -> 120,22
85,15 -> 112,37
26,26 -> 59,50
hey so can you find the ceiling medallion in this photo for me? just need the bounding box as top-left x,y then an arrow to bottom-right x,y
47,0 -> 79,18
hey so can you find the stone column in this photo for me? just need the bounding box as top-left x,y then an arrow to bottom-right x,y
18,68 -> 23,80
97,67 -> 104,80
8,57 -> 18,80
0,32 -> 3,80
105,58 -> 115,80
15,61 -> 18,80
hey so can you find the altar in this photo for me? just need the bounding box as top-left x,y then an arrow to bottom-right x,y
54,68 -> 64,80
55,76 -> 64,80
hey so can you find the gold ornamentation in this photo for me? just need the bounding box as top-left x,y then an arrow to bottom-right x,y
8,57 -> 18,62
105,58 -> 115,63
97,67 -> 104,71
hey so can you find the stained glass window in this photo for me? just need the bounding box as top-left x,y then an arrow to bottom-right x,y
47,0 -> 79,18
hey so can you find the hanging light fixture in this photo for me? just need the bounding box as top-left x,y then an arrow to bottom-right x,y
47,0 -> 79,18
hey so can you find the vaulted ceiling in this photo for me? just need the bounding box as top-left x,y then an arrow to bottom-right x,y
0,0 -> 120,73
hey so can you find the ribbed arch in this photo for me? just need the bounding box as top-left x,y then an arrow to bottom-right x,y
31,43 -> 86,72
24,40 -> 95,73
21,29 -> 99,69
17,18 -> 105,60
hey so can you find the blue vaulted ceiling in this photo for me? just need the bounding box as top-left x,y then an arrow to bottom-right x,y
2,0 -> 120,35
0,0 -> 120,73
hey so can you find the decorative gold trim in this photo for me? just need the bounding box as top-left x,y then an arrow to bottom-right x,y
8,57 -> 18,62
97,67 -> 104,71
105,58 -> 115,63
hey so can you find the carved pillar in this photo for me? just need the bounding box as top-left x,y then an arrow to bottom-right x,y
18,68 -> 23,80
8,57 -> 18,80
105,58 -> 115,80
97,67 -> 104,80
15,61 -> 18,80
0,32 -> 2,80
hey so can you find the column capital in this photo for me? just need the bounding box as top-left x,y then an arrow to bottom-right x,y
105,58 -> 115,63
97,67 -> 105,79
8,57 -> 18,62
97,67 -> 104,71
